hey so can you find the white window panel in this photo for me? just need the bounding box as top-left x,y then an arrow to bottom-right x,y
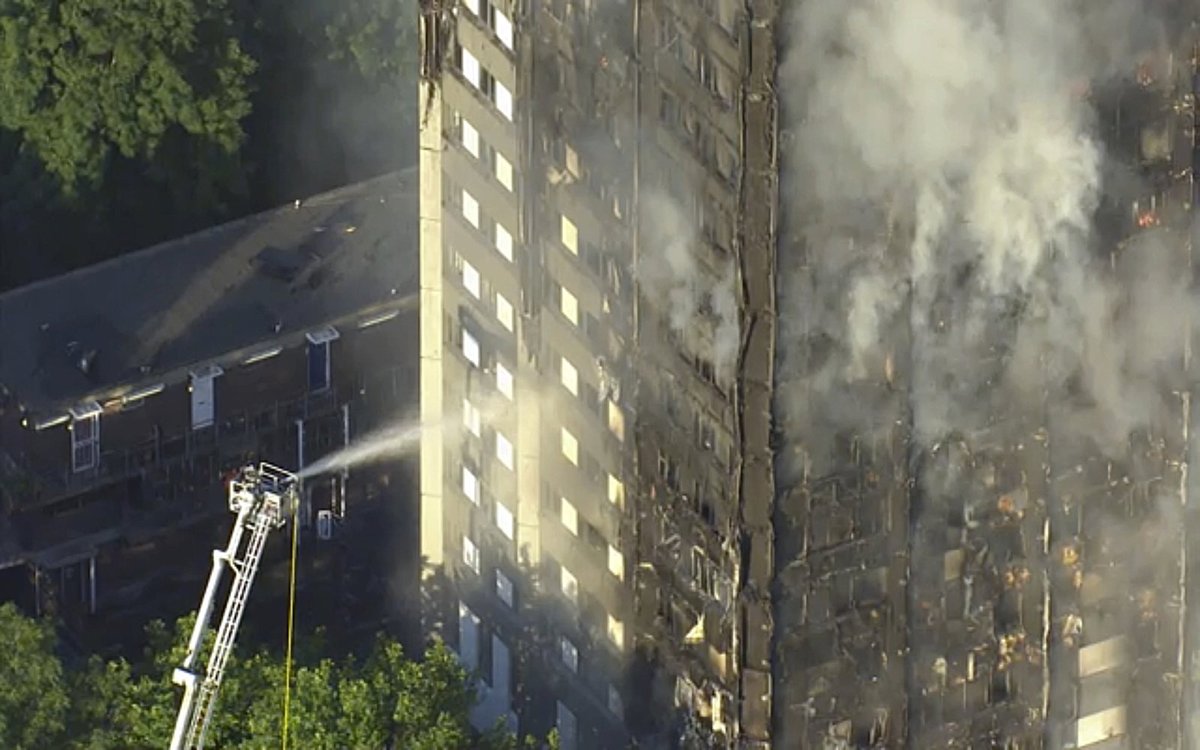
462,118 -> 480,157
496,361 -> 514,399
496,293 -> 514,331
608,544 -> 624,581
462,465 -> 480,504
463,0 -> 480,14
561,427 -> 578,465
560,636 -> 579,672
561,497 -> 578,536
557,702 -> 578,750
607,473 -> 624,507
495,81 -> 513,120
494,9 -> 514,50
494,223 -> 514,261
463,398 -> 482,438
561,566 -> 578,604
462,259 -> 481,298
496,502 -> 515,540
495,152 -> 514,191
495,569 -> 514,608
560,287 -> 578,325
560,215 -> 578,254
463,536 -> 480,574
496,431 -> 514,470
462,189 -> 480,228
607,400 -> 625,442
463,330 -> 481,367
560,356 -> 578,396
607,613 -> 624,651
461,47 -> 482,87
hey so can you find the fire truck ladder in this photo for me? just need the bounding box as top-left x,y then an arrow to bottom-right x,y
169,463 -> 298,750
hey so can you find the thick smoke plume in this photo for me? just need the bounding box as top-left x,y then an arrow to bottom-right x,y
638,189 -> 740,381
777,0 -> 1181,463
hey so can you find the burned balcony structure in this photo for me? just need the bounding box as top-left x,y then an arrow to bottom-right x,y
0,171 -> 420,643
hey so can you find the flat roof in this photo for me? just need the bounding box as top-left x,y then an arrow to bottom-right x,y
0,168 -> 418,414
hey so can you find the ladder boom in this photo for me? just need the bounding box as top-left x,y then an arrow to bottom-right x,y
169,463 -> 299,750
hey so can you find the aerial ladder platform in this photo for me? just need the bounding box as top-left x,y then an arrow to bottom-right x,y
169,463 -> 299,750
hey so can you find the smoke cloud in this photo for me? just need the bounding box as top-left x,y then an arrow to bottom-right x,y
777,0 -> 1180,460
637,189 -> 741,382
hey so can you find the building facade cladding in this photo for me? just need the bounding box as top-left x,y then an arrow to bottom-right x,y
772,22 -> 1200,750
420,0 -> 779,747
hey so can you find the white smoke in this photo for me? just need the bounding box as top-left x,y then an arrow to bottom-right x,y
638,189 -> 740,381
778,0 -> 1177,454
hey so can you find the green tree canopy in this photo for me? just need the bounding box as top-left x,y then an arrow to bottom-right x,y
0,0 -> 256,193
0,603 -> 68,750
0,606 -> 555,750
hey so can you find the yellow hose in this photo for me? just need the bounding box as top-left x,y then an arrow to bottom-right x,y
281,505 -> 299,749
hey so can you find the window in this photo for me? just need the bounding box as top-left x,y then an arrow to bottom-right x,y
458,603 -> 481,671
463,399 -> 482,437
495,152 -> 514,191
495,81 -> 513,120
607,473 -> 624,507
560,356 -> 578,396
607,614 -> 624,650
463,536 -> 480,574
607,400 -> 625,442
608,684 -> 623,719
561,566 -> 578,603
306,327 -> 339,393
557,702 -> 578,750
561,427 -> 578,465
496,569 -> 514,607
462,118 -> 480,157
560,637 -> 579,672
560,215 -> 578,254
496,431 -> 514,470
189,364 -> 222,430
462,466 -> 481,504
560,287 -> 579,325
608,544 -> 624,581
494,8 -> 514,50
69,404 -> 101,473
565,143 -> 580,178
497,502 -> 515,539
463,330 -> 481,367
496,361 -> 514,399
462,189 -> 480,228
496,293 -> 514,331
461,47 -> 482,87
495,223 -> 514,261
463,0 -> 481,14
561,497 -> 578,535
462,259 -> 481,298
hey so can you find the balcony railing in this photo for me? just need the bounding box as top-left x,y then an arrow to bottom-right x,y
1,386 -> 351,510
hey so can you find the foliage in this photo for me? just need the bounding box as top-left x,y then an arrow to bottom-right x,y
0,605 -> 555,749
0,0 -> 256,194
0,603 -> 68,750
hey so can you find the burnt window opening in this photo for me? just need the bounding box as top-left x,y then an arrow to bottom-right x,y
69,403 -> 102,473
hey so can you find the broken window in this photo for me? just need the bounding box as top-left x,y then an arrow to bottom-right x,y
306,328 -> 339,393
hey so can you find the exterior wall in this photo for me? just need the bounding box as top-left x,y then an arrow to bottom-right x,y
421,0 -> 774,747
0,310 -> 414,591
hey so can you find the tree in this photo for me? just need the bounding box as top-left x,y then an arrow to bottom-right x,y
0,603 -> 68,750
0,0 -> 256,195
41,609 -> 558,749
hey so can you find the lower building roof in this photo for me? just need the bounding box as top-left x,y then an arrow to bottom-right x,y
0,168 -> 419,415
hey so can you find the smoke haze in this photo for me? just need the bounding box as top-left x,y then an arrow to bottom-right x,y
776,0 -> 1181,463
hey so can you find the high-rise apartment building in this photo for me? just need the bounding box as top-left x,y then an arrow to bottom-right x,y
420,2 -> 1200,749
418,0 -> 777,747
